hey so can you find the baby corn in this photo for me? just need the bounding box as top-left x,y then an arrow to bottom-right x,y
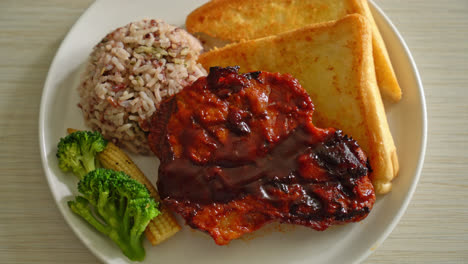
97,142 -> 181,245
67,128 -> 181,245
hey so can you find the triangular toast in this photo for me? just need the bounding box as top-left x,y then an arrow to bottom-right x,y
197,14 -> 398,194
186,0 -> 401,102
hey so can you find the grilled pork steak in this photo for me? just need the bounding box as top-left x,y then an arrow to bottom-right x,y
148,66 -> 375,245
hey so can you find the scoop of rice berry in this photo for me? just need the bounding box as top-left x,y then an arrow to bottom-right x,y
78,19 -> 207,154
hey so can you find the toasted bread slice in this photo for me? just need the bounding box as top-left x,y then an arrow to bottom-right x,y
187,0 -> 401,102
198,14 -> 398,194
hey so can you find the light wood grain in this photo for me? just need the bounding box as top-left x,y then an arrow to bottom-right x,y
0,0 -> 467,263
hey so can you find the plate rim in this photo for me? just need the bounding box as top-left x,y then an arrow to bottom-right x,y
38,0 -> 107,262
38,0 -> 428,263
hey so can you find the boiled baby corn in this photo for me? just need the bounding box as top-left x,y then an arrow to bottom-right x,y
67,128 -> 181,245
97,142 -> 181,245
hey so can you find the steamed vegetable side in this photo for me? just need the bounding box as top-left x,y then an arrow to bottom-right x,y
56,131 -> 161,261
68,169 -> 160,261
56,131 -> 107,178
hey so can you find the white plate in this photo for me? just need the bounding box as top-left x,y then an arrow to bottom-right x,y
39,0 -> 427,263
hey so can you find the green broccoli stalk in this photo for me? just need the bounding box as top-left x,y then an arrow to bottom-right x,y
68,168 -> 160,261
56,131 -> 107,178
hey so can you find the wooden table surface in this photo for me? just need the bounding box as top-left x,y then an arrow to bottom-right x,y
1,0 -> 467,263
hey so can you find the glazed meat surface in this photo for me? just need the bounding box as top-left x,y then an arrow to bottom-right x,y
148,66 -> 375,245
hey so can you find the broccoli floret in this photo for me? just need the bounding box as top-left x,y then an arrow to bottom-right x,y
68,168 -> 160,261
56,131 -> 107,178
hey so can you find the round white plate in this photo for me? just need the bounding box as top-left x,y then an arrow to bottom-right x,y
39,0 -> 427,263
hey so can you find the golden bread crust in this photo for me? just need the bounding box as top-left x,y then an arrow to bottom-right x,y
353,0 -> 402,102
186,0 -> 401,102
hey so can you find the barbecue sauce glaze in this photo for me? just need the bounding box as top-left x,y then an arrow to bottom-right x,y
148,67 -> 375,243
